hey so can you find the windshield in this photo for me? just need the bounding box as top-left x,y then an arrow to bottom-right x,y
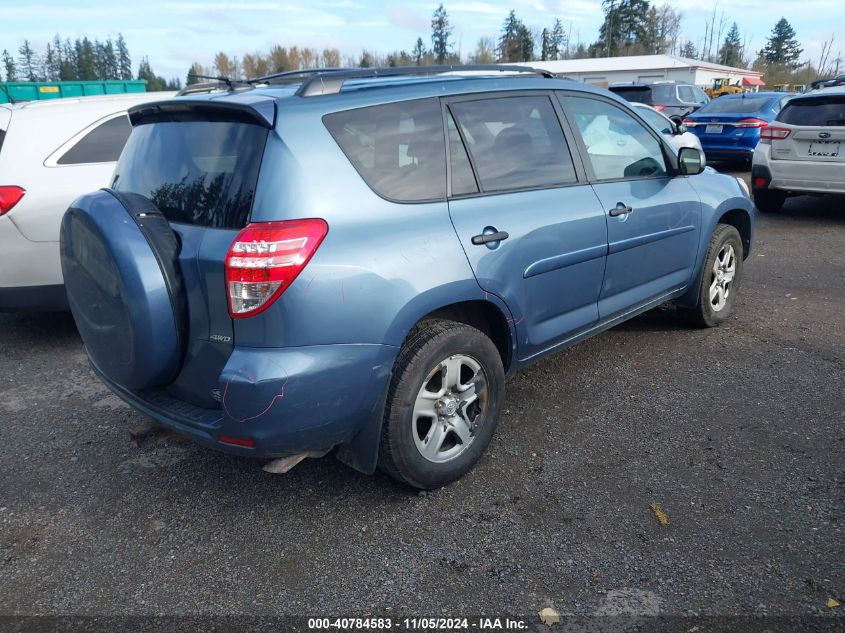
698,96 -> 775,114
112,120 -> 267,229
778,96 -> 845,126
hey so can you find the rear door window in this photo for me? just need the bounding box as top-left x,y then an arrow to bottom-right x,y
112,120 -> 268,228
677,85 -> 696,103
778,96 -> 845,126
609,86 -> 653,104
57,115 -> 132,165
446,112 -> 479,196
448,95 -> 576,193
565,96 -> 667,181
323,98 -> 446,202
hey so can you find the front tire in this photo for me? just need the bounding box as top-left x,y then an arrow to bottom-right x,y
378,319 -> 505,489
753,189 -> 785,213
682,224 -> 744,328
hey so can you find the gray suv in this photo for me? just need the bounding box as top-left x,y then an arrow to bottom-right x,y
609,81 -> 710,117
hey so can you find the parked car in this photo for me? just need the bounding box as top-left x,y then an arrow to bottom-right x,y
631,102 -> 705,158
752,86 -> 845,212
683,92 -> 792,165
60,66 -> 754,489
0,91 -> 174,311
608,81 -> 710,117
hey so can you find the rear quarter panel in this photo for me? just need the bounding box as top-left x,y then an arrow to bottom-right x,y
237,102 -> 518,354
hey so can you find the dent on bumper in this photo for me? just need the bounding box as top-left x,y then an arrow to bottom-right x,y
94,343 -> 398,459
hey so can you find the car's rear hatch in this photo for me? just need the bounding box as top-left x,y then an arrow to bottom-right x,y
769,94 -> 845,163
91,97 -> 272,408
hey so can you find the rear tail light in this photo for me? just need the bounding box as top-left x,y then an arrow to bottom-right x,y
653,105 -> 665,112
0,186 -> 25,216
682,118 -> 698,127
225,219 -> 328,318
734,118 -> 769,128
759,126 -> 791,144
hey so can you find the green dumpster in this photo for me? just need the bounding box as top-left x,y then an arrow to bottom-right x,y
0,80 -> 147,104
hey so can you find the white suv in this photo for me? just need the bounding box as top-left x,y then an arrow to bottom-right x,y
752,87 -> 845,212
0,92 -> 173,311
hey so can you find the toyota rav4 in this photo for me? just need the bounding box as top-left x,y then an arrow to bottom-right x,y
60,66 -> 754,489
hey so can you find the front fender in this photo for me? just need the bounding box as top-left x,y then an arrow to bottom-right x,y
678,171 -> 755,307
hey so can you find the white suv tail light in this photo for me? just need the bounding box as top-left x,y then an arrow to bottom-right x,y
225,219 -> 328,318
760,126 -> 791,144
0,186 -> 25,216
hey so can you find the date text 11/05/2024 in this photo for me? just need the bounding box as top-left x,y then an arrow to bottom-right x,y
307,617 -> 530,630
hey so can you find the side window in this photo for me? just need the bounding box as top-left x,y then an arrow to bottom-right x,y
677,85 -> 696,103
57,115 -> 131,165
565,96 -> 667,181
446,112 -> 478,196
323,98 -> 446,202
448,96 -> 576,193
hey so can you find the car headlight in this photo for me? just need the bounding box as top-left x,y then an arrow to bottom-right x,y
736,176 -> 750,197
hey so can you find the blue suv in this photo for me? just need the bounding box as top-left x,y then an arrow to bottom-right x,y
60,66 -> 754,489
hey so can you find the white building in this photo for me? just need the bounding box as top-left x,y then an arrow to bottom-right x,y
523,54 -> 765,90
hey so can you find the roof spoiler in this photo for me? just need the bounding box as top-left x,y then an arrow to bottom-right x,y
128,98 -> 275,128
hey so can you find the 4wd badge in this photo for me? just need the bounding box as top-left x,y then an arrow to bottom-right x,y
210,334 -> 232,343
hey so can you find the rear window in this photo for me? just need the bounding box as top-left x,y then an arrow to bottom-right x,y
610,87 -> 653,104
778,96 -> 845,126
112,120 -> 267,229
323,98 -> 446,202
57,115 -> 132,165
699,96 -> 775,114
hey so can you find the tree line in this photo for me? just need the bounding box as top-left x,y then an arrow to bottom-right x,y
3,5 -> 837,90
1,34 -> 182,91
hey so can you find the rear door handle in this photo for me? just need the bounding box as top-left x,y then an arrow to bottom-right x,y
471,231 -> 509,245
609,203 -> 633,217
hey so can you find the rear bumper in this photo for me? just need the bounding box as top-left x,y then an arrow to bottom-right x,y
92,342 -> 398,461
0,216 -> 66,310
0,284 -> 68,312
699,145 -> 755,161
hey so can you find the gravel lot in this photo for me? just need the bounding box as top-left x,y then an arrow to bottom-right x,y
0,182 -> 843,626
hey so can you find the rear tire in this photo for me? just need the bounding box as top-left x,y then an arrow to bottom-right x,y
682,224 -> 744,328
753,189 -> 785,213
378,319 -> 505,489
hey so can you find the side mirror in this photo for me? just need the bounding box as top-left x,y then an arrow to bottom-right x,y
678,147 -> 704,176
669,115 -> 686,134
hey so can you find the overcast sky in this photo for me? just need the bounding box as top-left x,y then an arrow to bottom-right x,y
2,0 -> 843,80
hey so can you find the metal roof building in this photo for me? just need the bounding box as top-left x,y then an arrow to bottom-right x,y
524,55 -> 764,90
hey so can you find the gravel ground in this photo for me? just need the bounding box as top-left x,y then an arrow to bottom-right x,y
0,186 -> 843,626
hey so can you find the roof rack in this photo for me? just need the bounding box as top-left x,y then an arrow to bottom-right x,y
292,64 -> 555,97
249,67 -> 348,85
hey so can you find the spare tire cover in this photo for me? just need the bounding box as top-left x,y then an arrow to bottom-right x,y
60,189 -> 187,390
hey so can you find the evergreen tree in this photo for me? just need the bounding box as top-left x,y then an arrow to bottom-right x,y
680,40 -> 698,59
358,51 -> 373,68
431,4 -> 453,64
517,24 -> 534,62
75,38 -> 97,80
18,40 -> 39,81
44,43 -> 59,81
550,18 -> 566,60
719,23 -> 743,68
595,0 -> 650,57
60,38 -> 77,80
759,18 -> 803,68
540,28 -> 551,61
412,37 -> 427,65
2,50 -> 16,81
499,10 -> 523,62
186,62 -> 205,85
116,34 -> 132,80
